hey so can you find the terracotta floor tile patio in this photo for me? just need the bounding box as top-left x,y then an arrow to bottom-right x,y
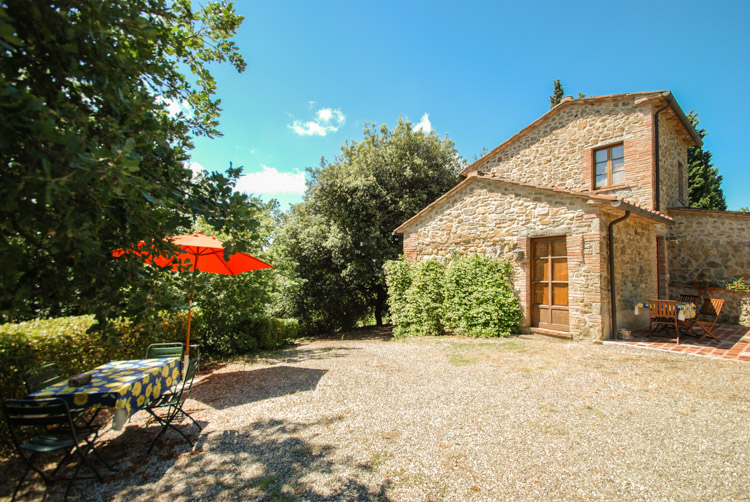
605,323 -> 750,362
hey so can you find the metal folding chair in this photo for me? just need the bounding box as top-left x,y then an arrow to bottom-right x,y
3,398 -> 114,501
23,363 -> 102,429
144,357 -> 202,452
145,342 -> 184,359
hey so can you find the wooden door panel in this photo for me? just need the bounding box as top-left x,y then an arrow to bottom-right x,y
531,237 -> 569,332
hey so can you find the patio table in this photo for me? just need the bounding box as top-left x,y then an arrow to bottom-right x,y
26,358 -> 182,430
634,301 -> 697,321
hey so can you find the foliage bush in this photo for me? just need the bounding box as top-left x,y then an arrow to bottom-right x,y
384,258 -> 445,337
385,255 -> 522,338
443,255 -> 522,338
383,258 -> 412,337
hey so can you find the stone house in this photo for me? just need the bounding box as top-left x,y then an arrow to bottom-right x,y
394,91 -> 750,341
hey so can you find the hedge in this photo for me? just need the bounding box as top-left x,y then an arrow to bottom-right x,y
0,313 -> 299,451
385,255 -> 522,338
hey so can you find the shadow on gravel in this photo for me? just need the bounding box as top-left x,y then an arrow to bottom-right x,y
114,417 -> 392,501
192,365 -> 328,410
267,345 -> 362,364
0,415 -> 203,501
1,416 -> 391,501
317,325 -> 394,342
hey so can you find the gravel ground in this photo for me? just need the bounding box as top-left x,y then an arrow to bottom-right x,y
2,327 -> 750,501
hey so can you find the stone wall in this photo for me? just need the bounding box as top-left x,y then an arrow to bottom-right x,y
667,208 -> 750,326
667,209 -> 750,285
658,113 -> 690,209
475,96 -> 656,209
401,177 -> 606,340
607,212 -> 662,332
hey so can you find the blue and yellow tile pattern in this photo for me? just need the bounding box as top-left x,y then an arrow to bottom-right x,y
27,358 -> 182,422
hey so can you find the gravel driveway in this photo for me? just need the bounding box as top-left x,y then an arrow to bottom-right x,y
3,328 -> 750,501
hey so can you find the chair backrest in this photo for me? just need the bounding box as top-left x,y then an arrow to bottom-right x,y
4,398 -> 76,429
3,398 -> 84,456
700,298 -> 725,317
649,299 -> 678,318
175,359 -> 199,398
23,363 -> 65,394
679,294 -> 700,305
145,342 -> 184,359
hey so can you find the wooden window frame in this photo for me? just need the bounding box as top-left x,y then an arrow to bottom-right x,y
592,143 -> 625,190
677,160 -> 685,204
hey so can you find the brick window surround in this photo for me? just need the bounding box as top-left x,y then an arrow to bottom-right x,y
593,143 -> 625,190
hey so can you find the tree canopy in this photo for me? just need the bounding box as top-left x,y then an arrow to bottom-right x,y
686,111 -> 727,211
0,1 -> 253,324
277,119 -> 462,334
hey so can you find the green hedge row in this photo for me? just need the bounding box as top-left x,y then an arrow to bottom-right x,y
384,255 -> 522,338
0,313 -> 299,450
0,313 -> 300,401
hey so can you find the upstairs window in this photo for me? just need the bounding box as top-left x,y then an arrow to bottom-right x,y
594,144 -> 624,189
677,160 -> 685,203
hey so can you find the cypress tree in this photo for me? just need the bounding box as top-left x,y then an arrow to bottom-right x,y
687,111 -> 727,210
549,79 -> 564,108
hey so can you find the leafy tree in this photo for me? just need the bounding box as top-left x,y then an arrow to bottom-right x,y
686,111 -> 727,210
550,79 -> 565,108
277,119 -> 462,334
190,198 -> 283,355
740,207 -> 749,213
0,1 -> 252,324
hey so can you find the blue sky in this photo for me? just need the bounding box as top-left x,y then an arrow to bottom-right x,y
188,0 -> 750,211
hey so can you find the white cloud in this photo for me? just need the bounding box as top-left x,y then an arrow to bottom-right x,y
156,96 -> 194,119
289,107 -> 346,136
414,113 -> 433,133
185,161 -> 205,180
235,166 -> 306,195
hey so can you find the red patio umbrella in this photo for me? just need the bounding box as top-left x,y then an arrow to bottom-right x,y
114,233 -> 273,358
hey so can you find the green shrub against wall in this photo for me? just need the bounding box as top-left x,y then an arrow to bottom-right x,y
443,255 -> 522,338
384,255 -> 522,338
383,258 -> 412,337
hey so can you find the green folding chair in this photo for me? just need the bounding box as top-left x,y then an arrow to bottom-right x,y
23,363 -> 102,429
23,363 -> 65,394
145,342 -> 184,359
3,398 -> 115,501
144,357 -> 202,452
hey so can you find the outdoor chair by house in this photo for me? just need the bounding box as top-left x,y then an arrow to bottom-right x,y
648,299 -> 681,343
145,342 -> 184,359
23,363 -> 101,429
144,357 -> 201,453
681,298 -> 726,342
679,294 -> 700,305
3,398 -> 114,501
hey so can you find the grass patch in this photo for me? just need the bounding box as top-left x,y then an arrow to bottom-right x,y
447,338 -> 530,366
530,421 -> 569,436
370,451 -> 392,468
251,474 -> 276,491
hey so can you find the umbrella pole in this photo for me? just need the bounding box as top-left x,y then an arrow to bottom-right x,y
185,263 -> 198,357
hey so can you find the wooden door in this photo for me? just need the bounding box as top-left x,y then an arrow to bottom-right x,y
531,237 -> 569,331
